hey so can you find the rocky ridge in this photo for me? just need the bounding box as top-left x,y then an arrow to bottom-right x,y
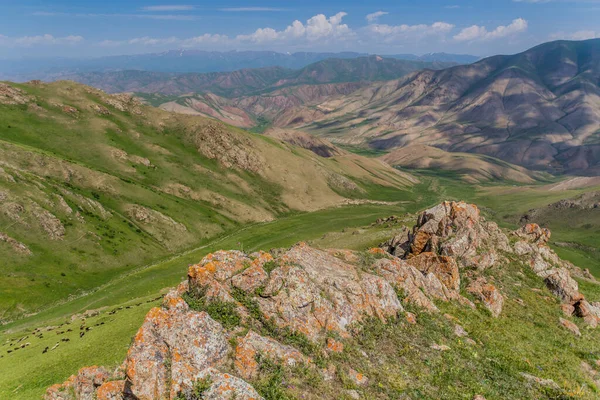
45,201 -> 599,399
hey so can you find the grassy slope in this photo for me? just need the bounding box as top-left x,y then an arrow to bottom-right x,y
1,90 -> 600,399
2,170 -> 600,399
0,203 -> 417,399
0,81 -> 416,322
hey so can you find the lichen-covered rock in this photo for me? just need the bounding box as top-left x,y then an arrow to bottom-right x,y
347,368 -> 369,386
544,268 -> 583,303
382,201 -> 510,270
235,331 -> 310,379
467,277 -> 504,317
125,305 -> 229,399
513,223 -> 551,245
261,243 -> 402,340
195,368 -> 264,400
406,252 -> 460,293
96,380 -> 127,400
574,300 -> 600,328
45,366 -> 109,400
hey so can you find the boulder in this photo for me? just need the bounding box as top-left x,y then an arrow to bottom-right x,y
513,223 -> 551,245
406,252 -> 460,293
559,318 -> 581,336
543,268 -> 583,303
253,243 -> 403,340
574,300 -> 600,328
467,277 -> 504,318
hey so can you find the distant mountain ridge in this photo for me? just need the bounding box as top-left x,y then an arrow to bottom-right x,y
62,56 -> 458,97
0,50 -> 477,82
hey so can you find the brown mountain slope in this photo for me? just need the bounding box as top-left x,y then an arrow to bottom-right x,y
283,39 -> 600,175
381,145 -> 545,183
264,128 -> 345,158
155,82 -> 366,128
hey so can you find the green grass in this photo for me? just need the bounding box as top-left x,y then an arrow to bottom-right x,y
0,203 -> 418,400
0,81 -> 422,322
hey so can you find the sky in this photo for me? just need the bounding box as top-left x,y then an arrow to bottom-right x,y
0,0 -> 598,59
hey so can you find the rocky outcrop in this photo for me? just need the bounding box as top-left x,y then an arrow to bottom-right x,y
46,201 -> 599,399
234,331 -> 311,379
0,82 -> 34,105
189,243 -> 403,341
380,201 -> 510,316
381,201 -> 510,268
510,222 -> 599,327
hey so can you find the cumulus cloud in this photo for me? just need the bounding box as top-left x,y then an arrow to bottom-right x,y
453,18 -> 527,41
0,34 -> 84,47
366,11 -> 388,23
237,12 -> 352,43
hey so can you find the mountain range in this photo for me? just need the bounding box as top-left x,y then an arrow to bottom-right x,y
278,39 -> 600,175
79,39 -> 600,176
62,56 -> 457,96
0,50 -> 477,82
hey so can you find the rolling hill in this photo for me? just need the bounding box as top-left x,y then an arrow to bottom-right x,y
0,79 -> 418,323
281,39 -> 600,175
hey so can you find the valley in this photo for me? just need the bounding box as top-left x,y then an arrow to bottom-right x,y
1,34 -> 600,400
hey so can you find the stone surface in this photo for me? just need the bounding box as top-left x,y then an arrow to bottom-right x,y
347,368 -> 369,386
467,277 -> 504,318
45,366 -> 109,400
251,243 -> 403,340
234,331 -> 310,379
125,306 -> 229,399
196,368 -> 264,400
544,268 -> 583,303
559,318 -> 581,336
96,380 -> 127,400
513,223 -> 551,245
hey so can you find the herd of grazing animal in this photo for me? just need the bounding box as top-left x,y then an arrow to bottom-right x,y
1,296 -> 163,358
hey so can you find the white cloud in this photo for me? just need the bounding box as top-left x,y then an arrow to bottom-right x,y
550,30 -> 600,40
365,21 -> 455,43
100,34 -> 229,47
366,11 -> 388,23
453,18 -> 528,41
141,5 -> 194,11
237,12 -> 352,43
0,34 -> 84,47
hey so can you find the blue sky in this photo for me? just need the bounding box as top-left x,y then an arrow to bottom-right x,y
0,0 -> 598,58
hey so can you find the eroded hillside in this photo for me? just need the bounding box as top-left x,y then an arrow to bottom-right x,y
0,80 -> 416,322
284,39 -> 600,175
